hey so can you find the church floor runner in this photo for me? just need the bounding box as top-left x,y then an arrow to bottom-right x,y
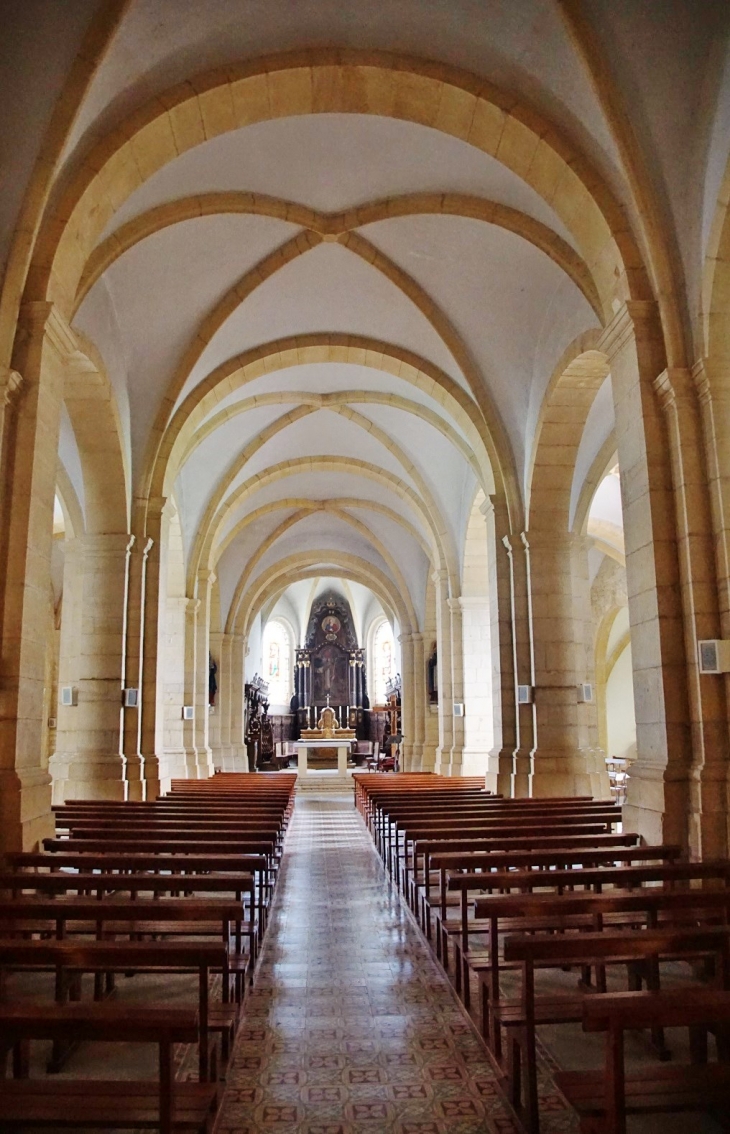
214,792 -> 577,1134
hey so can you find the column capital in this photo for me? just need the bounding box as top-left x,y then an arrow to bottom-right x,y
0,368 -> 22,406
479,497 -> 495,519
184,598 -> 201,616
597,300 -> 659,362
446,597 -> 463,613
431,567 -> 449,587
198,569 -> 217,586
17,301 -> 78,360
652,366 -> 693,412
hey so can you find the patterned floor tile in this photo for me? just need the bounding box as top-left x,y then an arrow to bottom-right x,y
215,792 -> 567,1133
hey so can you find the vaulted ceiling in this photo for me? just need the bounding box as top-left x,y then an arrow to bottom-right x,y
3,0 -> 729,636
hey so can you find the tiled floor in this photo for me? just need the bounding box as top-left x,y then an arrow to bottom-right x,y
215,793 -> 574,1134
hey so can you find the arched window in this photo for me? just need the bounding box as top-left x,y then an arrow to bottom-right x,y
262,619 -> 292,706
373,619 -> 395,706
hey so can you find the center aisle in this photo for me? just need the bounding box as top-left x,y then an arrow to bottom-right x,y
214,792 -> 565,1134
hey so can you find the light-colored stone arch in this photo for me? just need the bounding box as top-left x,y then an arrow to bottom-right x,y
214,498 -> 431,564
191,452 -> 455,595
527,332 -> 609,529
222,504 -> 419,635
31,49 -> 649,327
55,460 -> 84,539
151,335 -> 499,518
182,390 -> 484,485
63,331 -> 128,534
76,191 -> 601,317
235,550 -> 413,641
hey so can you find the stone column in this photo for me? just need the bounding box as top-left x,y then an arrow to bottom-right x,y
599,303 -> 691,846
181,598 -> 199,777
53,533 -> 135,800
654,366 -> 729,857
459,596 -> 493,778
0,304 -> 73,852
411,631 -> 426,770
447,597 -> 466,775
432,569 -> 453,774
138,498 -> 169,798
483,499 -> 518,795
217,633 -> 233,771
160,595 -> 188,781
208,629 -> 222,771
230,633 -> 248,771
193,567 -> 216,778
121,532 -> 151,799
398,632 -> 415,770
524,529 -> 602,797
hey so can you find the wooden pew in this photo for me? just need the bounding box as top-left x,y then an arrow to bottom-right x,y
467,884 -> 730,1043
556,989 -> 730,1133
0,1003 -> 217,1134
434,845 -> 682,954
501,926 -> 730,1134
381,807 -> 622,876
402,825 -> 632,906
0,939 -> 227,1082
0,896 -> 244,1061
6,850 -> 270,930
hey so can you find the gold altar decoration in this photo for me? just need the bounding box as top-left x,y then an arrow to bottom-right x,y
300,701 -> 355,741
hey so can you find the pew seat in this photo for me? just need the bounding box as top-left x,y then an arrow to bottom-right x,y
0,1003 -> 218,1134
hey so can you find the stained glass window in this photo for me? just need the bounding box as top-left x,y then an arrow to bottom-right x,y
262,619 -> 292,705
373,619 -> 395,705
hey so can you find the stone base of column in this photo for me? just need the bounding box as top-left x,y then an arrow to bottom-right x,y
461,746 -> 492,779
182,747 -> 199,779
433,745 -> 448,775
162,748 -> 189,781
419,746 -> 437,772
623,757 -> 693,849
0,766 -> 53,853
196,747 -> 214,779
529,748 -> 600,798
486,747 -> 515,796
51,753 -> 129,802
512,749 -> 534,797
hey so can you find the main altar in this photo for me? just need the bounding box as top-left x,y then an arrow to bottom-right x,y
297,699 -> 355,777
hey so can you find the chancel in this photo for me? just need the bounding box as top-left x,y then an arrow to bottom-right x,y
2,3 -> 730,1130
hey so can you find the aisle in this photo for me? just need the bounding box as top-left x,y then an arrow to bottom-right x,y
214,793 -> 572,1134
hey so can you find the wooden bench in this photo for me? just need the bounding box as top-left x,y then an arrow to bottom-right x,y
0,938 -> 227,1081
467,885 -> 730,1045
409,832 -> 642,927
501,926 -> 730,1134
0,1002 -> 217,1134
7,850 -> 271,932
434,845 -> 681,959
556,989 -> 730,1133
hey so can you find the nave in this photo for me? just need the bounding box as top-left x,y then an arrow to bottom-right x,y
214,792 -> 516,1134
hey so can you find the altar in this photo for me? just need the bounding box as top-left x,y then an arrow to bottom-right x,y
296,738 -> 350,777
297,700 -> 354,779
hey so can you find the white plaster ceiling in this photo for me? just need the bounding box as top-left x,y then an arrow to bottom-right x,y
178,240 -> 465,404
101,115 -> 577,247
60,0 -> 624,187
6,1 -> 730,641
362,214 -> 599,477
0,0 -> 102,278
75,213 -> 299,477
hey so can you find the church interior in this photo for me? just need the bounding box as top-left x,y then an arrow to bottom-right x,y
2,1 -> 730,1130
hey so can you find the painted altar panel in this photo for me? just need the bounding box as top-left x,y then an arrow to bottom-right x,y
312,643 -> 349,705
